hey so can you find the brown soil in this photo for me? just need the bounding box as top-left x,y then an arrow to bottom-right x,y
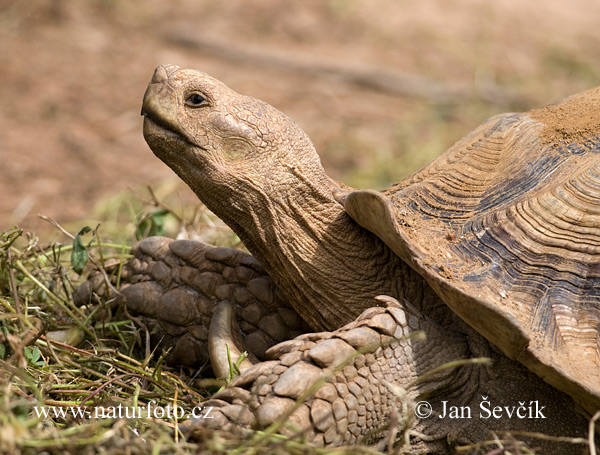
531,86 -> 600,145
2,0 -> 600,235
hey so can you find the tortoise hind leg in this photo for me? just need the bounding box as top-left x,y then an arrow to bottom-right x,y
74,236 -> 308,372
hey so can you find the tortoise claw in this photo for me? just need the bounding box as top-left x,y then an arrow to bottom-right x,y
209,301 -> 259,378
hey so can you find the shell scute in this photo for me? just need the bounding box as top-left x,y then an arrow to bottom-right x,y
350,88 -> 600,412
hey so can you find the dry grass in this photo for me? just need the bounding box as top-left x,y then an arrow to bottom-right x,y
0,206 -> 377,455
0,200 -> 598,455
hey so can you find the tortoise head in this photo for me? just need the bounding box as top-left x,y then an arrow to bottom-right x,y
141,65 -> 330,231
140,65 -> 408,332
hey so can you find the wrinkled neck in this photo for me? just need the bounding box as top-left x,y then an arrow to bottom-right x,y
211,165 -> 408,331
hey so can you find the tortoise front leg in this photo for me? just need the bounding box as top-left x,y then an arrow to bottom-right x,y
182,296 -> 589,453
74,237 -> 309,372
182,297 -> 473,451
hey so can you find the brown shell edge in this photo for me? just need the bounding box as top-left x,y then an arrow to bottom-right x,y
343,188 -> 600,414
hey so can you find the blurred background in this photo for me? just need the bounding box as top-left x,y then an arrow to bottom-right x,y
2,0 -> 600,236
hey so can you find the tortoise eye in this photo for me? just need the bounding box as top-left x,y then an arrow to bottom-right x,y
185,93 -> 207,107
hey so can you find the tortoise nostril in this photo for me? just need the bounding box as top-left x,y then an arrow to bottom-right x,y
152,64 -> 180,84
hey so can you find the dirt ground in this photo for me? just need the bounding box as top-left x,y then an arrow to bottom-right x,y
2,0 -> 600,236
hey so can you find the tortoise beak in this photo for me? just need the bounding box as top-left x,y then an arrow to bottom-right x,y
140,64 -> 181,117
141,65 -> 183,137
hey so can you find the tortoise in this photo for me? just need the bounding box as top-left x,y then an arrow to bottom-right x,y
85,64 -> 600,453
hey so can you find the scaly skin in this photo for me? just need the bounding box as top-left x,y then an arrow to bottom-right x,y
74,236 -> 308,370
89,64 -> 594,453
179,295 -> 586,453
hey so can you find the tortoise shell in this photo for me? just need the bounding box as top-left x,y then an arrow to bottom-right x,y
344,87 -> 600,414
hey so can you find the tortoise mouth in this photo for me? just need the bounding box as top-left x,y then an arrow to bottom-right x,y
140,73 -> 192,144
142,113 -> 183,141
